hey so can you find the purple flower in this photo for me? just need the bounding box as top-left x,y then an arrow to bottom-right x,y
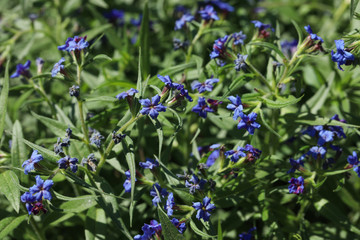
10,60 -> 31,78
165,192 -> 175,216
150,183 -> 168,206
130,14 -> 142,27
288,176 -> 304,195
192,196 -> 216,221
227,95 -> 243,120
157,74 -> 180,89
234,54 -> 248,71
206,144 -> 221,166
185,174 -> 207,194
317,130 -> 334,146
22,150 -> 43,175
104,9 -> 124,26
177,84 -> 193,102
112,131 -> 126,144
210,35 -> 229,59
57,156 -> 78,173
304,25 -> 323,42
191,78 -> 219,93
90,130 -> 104,148
171,218 -> 186,234
20,192 -> 36,215
309,146 -> 326,159
287,155 -> 305,174
331,39 -> 354,71
241,144 -> 262,162
239,227 -> 256,240
29,175 -> 54,201
123,170 -> 137,193
30,202 -> 47,215
205,0 -> 234,12
252,20 -> 273,31
58,36 -> 89,52
51,57 -> 65,77
192,97 -> 214,118
175,13 -> 194,30
232,31 -> 247,45
139,95 -> 167,119
134,220 -> 162,240
81,153 -> 97,172
198,5 -> 219,21
237,112 -> 261,135
139,158 -> 159,170
225,146 -> 246,162
116,88 -> 138,100
347,151 -> 359,166
281,40 -> 298,58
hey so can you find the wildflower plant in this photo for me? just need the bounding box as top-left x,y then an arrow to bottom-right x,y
1,1 -> 360,240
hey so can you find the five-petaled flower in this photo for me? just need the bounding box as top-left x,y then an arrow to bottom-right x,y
57,156 -> 78,173
139,95 -> 167,119
175,13 -> 194,30
58,36 -> 89,52
29,175 -> 54,201
11,60 -> 31,78
232,31 -> 247,45
192,97 -> 214,118
157,74 -> 180,89
309,146 -> 326,159
191,78 -> 219,93
227,95 -> 243,120
288,176 -> 305,195
51,57 -> 65,77
225,146 -> 246,162
185,174 -> 207,194
198,5 -> 219,21
139,158 -> 159,170
192,196 -> 216,221
22,150 -> 43,175
331,39 -> 354,71
237,112 -> 261,135
90,130 -> 104,148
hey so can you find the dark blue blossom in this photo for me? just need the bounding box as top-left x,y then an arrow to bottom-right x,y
123,170 -> 137,193
150,183 -> 168,206
192,196 -> 216,221
239,227 -> 256,240
318,130 -> 334,146
331,39 -> 355,71
22,150 -> 43,175
69,85 -> 80,97
165,192 -> 175,216
175,13 -> 194,30
130,15 -> 142,27
112,131 -> 126,144
90,130 -> 104,148
347,151 -> 359,165
157,74 -> 180,89
192,97 -> 214,118
30,202 -> 47,215
10,60 -> 31,78
206,144 -> 221,166
29,175 -> 54,201
281,40 -> 298,58
173,38 -> 189,50
185,174 -> 207,194
21,192 -> 36,215
205,0 -> 234,12
287,155 -> 305,173
252,20 -> 274,31
304,25 -> 323,42
234,54 -> 248,71
104,9 -> 124,26
322,158 -> 335,170
57,156 -> 78,173
198,5 -> 219,21
171,218 -> 186,234
227,95 -> 243,120
134,220 -> 162,240
210,35 -> 229,59
241,144 -> 262,162
51,57 -> 65,77
207,99 -> 222,111
225,146 -> 246,162
232,31 -> 247,45
237,112 -> 261,135
139,95 -> 167,119
309,146 -> 326,159
139,158 -> 159,170
288,176 -> 304,195
81,153 -> 97,172
58,36 -> 89,52
191,78 -> 219,93
177,85 -> 193,102
116,88 -> 138,100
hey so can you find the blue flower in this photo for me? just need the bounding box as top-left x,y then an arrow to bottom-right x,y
51,57 -> 65,77
239,227 -> 256,240
157,74 -> 180,89
139,158 -> 159,170
191,78 -> 219,93
241,144 -> 262,162
57,156 -> 78,173
90,130 -> 104,148
237,112 -> 261,135
112,131 -> 126,144
192,196 -> 216,221
130,14 -> 142,27
205,0 -> 234,12
175,13 -> 194,30
288,176 -> 304,195
225,146 -> 246,162
227,95 -> 243,120
185,174 -> 207,194
317,130 -> 334,146
150,183 -> 168,206
347,151 -> 359,166
139,95 -> 167,119
281,40 -> 298,58
81,153 -> 97,172
177,84 -> 193,102
10,60 -> 31,78
206,144 -> 221,166
173,38 -> 189,50
116,88 -> 138,100
192,97 -> 214,118
252,20 -> 273,31
58,36 -> 89,52
309,146 -> 326,159
304,25 -> 323,42
104,9 -> 124,26
22,150 -> 43,175
287,155 -> 305,174
69,85 -> 80,98
20,192 -> 36,215
165,192 -> 175,216
29,175 -> 54,201
331,39 -> 354,71
210,35 -> 229,59
234,54 -> 248,71
232,31 -> 247,45
134,220 -> 162,240
123,170 -> 137,193
198,5 -> 219,21
171,218 -> 186,234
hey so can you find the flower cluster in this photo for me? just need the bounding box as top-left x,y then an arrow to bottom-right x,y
54,127 -> 72,155
134,220 -> 162,240
347,151 -> 360,177
58,36 -> 89,52
331,39 -> 354,71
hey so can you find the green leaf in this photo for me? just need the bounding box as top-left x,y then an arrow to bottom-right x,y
59,195 -> 97,213
86,96 -> 117,103
92,54 -> 112,64
291,20 -> 303,48
11,121 -> 27,182
259,110 -> 281,138
55,105 -> 76,128
21,138 -> 59,163
150,117 -> 163,161
248,42 -> 286,59
323,168 -> 352,176
139,1 -> 150,80
158,207 -> 185,240
85,207 -> 107,240
351,0 -> 360,18
172,188 -> 194,205
217,218 -> 223,240
0,60 -> 10,140
0,215 -> 27,238
0,171 -> 21,213
262,95 -> 303,109
190,220 -> 217,239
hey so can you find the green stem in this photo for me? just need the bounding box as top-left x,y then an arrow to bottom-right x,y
29,78 -> 56,118
186,20 -> 207,63
247,62 -> 272,91
29,216 -> 46,240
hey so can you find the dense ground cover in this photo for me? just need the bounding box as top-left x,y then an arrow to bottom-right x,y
1,0 -> 360,239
